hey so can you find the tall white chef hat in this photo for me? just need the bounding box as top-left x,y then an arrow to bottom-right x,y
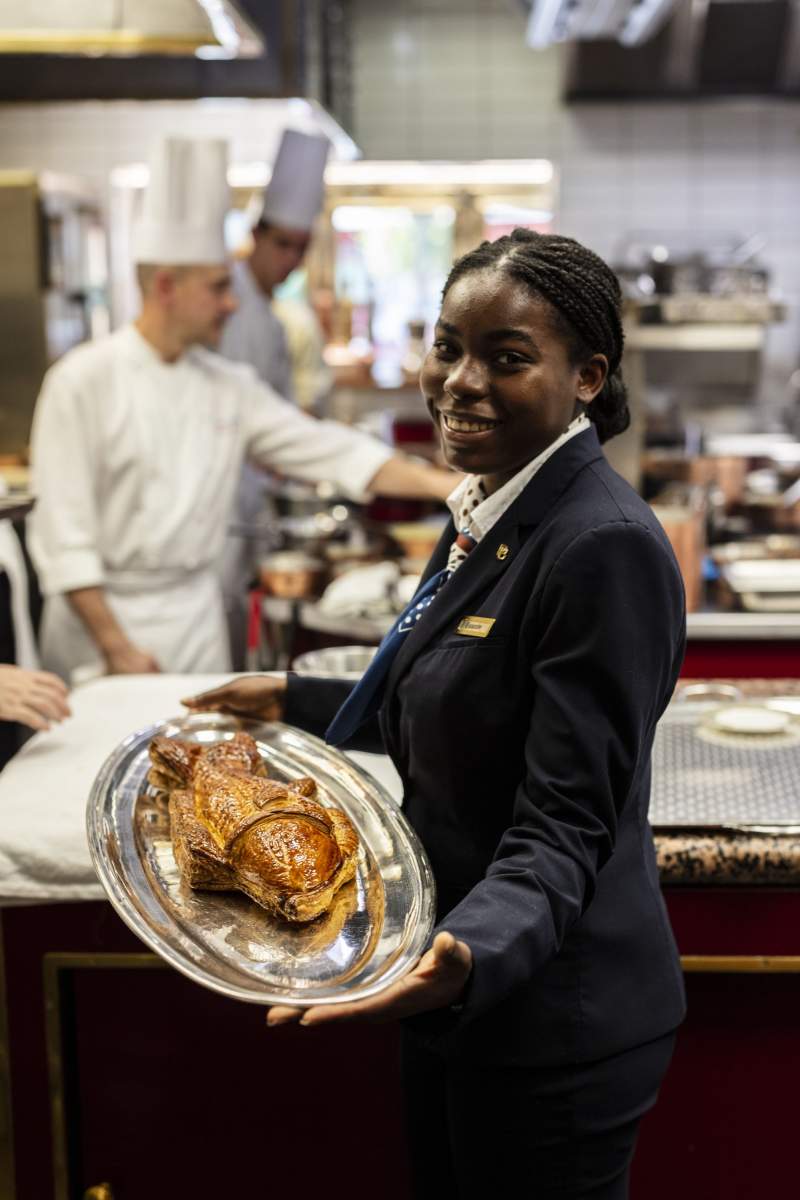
259,128 -> 330,232
133,136 -> 229,265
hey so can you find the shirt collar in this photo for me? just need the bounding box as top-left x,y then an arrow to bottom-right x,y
446,413 -> 591,541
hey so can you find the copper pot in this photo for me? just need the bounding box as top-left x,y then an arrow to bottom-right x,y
258,552 -> 326,599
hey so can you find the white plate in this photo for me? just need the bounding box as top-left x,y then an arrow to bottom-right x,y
711,705 -> 792,735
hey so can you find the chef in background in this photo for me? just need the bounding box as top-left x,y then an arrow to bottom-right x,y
219,129 -> 333,667
28,136 -> 456,684
220,127 -> 331,410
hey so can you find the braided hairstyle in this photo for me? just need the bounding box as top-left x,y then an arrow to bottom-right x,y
442,228 -> 629,443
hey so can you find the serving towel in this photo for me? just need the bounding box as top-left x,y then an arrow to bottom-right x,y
0,674 -> 402,904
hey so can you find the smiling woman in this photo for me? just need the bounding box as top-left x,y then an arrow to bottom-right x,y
422,228 -> 630,492
189,229 -> 687,1200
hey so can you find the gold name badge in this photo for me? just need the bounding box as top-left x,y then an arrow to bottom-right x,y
456,616 -> 496,638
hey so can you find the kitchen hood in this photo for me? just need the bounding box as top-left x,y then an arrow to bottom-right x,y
525,0 -> 678,48
0,0 -> 264,57
562,0 -> 800,98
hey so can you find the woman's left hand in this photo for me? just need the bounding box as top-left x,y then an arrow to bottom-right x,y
266,931 -> 472,1028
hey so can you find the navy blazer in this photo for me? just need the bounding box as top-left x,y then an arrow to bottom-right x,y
286,426 -> 687,1068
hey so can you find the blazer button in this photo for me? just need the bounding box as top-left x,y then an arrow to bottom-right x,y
496,543 -> 510,560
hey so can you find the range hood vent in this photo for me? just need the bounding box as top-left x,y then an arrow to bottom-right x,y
0,0 -> 264,57
562,0 -> 800,98
526,0 -> 678,48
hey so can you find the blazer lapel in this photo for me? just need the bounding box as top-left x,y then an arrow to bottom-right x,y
385,426 -> 605,695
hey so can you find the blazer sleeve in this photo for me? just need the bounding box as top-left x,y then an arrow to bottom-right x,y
420,518 -> 686,1037
283,673 -> 385,753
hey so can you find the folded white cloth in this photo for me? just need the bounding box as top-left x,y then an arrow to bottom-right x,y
0,672 -> 401,904
318,561 -> 421,620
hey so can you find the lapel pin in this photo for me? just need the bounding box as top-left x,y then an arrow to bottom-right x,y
496,543 -> 510,561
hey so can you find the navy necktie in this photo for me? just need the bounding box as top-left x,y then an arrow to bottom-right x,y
324,529 -> 477,747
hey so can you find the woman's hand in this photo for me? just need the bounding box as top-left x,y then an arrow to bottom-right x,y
0,665 -> 71,731
182,674 -> 287,723
266,931 -> 472,1028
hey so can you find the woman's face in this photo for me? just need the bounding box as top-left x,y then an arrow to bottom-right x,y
421,268 -> 608,493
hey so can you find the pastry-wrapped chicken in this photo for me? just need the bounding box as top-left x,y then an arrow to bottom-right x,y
192,763 -> 359,923
148,731 -> 266,793
149,736 -> 359,923
168,789 -> 236,891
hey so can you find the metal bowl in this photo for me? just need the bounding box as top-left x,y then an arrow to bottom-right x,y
292,645 -> 378,681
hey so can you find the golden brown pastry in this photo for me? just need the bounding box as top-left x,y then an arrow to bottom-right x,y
168,789 -> 237,891
149,734 -> 359,923
192,764 -> 359,923
148,732 -> 266,793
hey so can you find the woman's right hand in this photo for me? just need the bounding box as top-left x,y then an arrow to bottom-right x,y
0,664 -> 71,731
181,675 -> 287,723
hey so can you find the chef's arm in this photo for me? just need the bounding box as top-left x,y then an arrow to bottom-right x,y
66,587 -> 160,675
366,454 -> 459,504
243,382 -> 459,504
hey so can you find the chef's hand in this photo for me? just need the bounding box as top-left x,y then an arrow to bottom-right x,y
266,931 -> 472,1029
0,664 -> 71,731
182,675 -> 287,722
104,643 -> 160,674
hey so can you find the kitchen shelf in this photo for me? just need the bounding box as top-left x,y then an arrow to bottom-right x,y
626,324 -> 765,352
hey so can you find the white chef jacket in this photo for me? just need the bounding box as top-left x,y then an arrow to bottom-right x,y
28,324 -> 391,680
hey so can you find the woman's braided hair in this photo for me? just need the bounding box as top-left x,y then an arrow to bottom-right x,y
442,228 -> 629,443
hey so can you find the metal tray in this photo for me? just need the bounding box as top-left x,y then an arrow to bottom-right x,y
87,713 -> 436,1006
651,699 -> 800,829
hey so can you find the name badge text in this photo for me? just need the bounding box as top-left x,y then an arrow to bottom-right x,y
456,616 -> 495,638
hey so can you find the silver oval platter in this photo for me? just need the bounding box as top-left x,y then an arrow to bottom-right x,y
87,713 -> 436,1006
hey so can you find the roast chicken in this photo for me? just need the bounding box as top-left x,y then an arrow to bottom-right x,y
148,732 -> 359,923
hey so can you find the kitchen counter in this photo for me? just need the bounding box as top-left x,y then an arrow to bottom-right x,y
267,593 -> 800,655
1,675 -> 799,1200
280,605 -> 800,654
686,611 -> 800,639
655,678 -> 800,884
657,829 -> 800,884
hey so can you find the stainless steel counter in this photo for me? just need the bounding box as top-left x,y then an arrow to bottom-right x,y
275,600 -> 800,645
263,597 -> 800,648
687,612 -> 800,640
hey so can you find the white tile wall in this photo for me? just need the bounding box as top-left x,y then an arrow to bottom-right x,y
0,97 -> 351,323
0,97 -> 345,196
0,0 -> 797,407
351,0 -> 800,411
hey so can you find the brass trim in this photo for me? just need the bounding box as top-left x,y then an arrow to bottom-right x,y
0,32 -> 215,56
0,913 -> 16,1200
682,954 -> 800,973
43,953 -> 163,1200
